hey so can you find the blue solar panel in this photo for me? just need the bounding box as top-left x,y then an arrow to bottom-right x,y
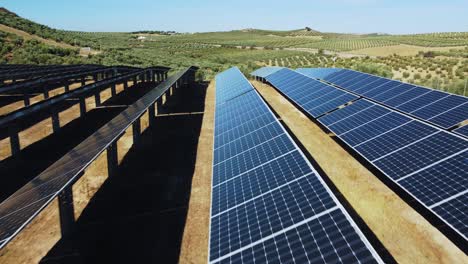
362,80 -> 401,98
266,68 -> 357,118
347,76 -> 381,92
318,99 -> 375,126
251,67 -> 284,78
217,210 -> 379,264
340,112 -> 411,146
382,86 -> 431,107
427,102 -> 468,129
210,176 -> 337,260
296,67 -> 342,79
339,72 -> 372,87
211,67 -> 382,263
212,150 -> 312,216
322,69 -> 348,82
372,83 -> 415,102
353,78 -> 390,94
304,68 -> 468,129
214,115 -> 276,149
310,93 -> 358,117
454,125 -> 468,137
214,122 -> 284,164
216,67 -> 253,104
254,66 -> 468,243
395,90 -> 448,112
333,72 -> 363,86
328,105 -> 390,135
373,132 -> 468,180
411,95 -> 467,120
354,121 -> 438,161
213,134 -> 296,185
398,151 -> 468,207
327,70 -> 354,83
432,193 -> 468,239
215,107 -> 274,136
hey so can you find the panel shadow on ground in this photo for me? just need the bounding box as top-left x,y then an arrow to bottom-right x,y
40,82 -> 207,264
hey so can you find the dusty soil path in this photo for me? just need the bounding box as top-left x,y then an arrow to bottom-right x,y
179,80 -> 215,264
252,80 -> 467,264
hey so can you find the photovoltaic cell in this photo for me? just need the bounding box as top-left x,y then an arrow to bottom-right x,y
340,112 -> 411,146
432,193 -> 468,239
211,67 -> 382,263
411,95 -> 467,120
382,86 -> 431,107
218,210 -> 379,264
212,150 -> 312,215
265,68 -> 357,118
251,67 -> 284,78
304,67 -> 468,129
454,125 -> 468,137
318,100 -> 374,126
373,132 -> 468,180
210,176 -> 337,260
398,151 -> 468,207
213,134 -> 296,186
355,121 -> 438,161
428,103 -> 468,129
395,90 -> 448,112
264,67 -> 468,242
328,106 -> 390,135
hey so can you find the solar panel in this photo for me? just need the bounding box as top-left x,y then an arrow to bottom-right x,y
431,193 -> 468,239
296,67 -> 341,79
250,66 -> 285,78
0,67 -> 199,249
299,68 -> 468,129
398,151 -> 468,207
261,67 -> 468,242
354,121 -> 438,161
211,67 -> 383,263
454,125 -> 468,137
373,132 -> 468,180
265,68 -> 358,117
318,99 -> 374,126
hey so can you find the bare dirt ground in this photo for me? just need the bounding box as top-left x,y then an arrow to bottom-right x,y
0,24 -> 77,49
349,44 -> 467,57
179,80 -> 214,264
252,80 -> 467,264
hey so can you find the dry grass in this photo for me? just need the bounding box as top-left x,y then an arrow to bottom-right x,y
252,80 -> 467,264
349,44 -> 467,57
179,80 -> 215,264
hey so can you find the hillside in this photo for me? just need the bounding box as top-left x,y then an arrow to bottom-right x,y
0,7 -> 466,94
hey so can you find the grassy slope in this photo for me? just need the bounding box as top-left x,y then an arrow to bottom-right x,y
0,7 -> 466,93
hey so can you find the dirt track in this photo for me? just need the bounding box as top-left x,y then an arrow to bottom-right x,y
252,80 -> 467,264
179,80 -> 214,264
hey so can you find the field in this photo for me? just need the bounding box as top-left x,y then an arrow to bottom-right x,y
0,8 -> 467,92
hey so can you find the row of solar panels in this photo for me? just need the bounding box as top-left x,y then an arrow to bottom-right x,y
0,66 -> 198,249
210,67 -> 383,263
252,67 -> 467,242
297,68 -> 468,130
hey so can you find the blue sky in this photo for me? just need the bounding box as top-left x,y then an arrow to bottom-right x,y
2,0 -> 467,34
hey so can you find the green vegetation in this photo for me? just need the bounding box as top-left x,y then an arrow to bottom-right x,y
0,7 -> 466,95
0,31 -> 83,64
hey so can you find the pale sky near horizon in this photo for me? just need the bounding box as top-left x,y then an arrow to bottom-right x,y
1,0 -> 467,34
